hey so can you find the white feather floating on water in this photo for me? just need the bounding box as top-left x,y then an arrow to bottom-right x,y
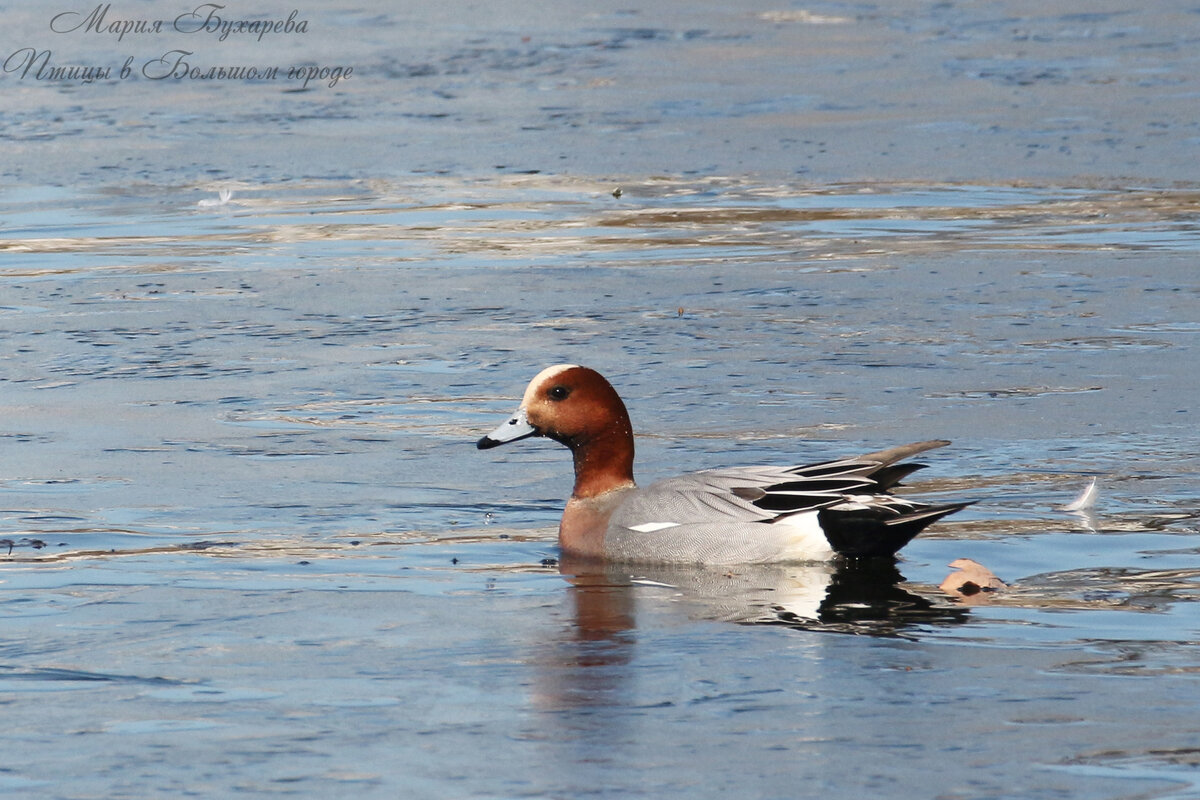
197,188 -> 234,208
1060,477 -> 1098,512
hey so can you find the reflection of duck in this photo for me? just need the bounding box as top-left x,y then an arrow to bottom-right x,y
561,556 -> 968,638
479,365 -> 972,564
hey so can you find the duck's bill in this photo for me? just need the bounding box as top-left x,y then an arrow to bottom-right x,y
477,408 -> 538,449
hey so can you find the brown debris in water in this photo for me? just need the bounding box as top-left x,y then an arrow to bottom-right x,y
940,557 -> 1007,603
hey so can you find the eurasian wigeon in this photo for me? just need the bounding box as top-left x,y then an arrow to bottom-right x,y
478,364 -> 972,564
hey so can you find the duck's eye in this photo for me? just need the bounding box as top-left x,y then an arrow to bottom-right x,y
547,385 -> 571,401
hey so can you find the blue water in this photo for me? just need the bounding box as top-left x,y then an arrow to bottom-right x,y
2,174 -> 1198,800
3,2 -> 1200,798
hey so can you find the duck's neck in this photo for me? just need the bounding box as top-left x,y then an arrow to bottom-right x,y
569,421 -> 635,499
557,407 -> 636,558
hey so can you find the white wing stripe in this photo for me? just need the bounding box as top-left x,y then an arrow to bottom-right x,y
628,521 -> 682,533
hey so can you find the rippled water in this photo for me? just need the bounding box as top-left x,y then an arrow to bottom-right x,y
4,1 -> 1200,798
3,174 -> 1198,799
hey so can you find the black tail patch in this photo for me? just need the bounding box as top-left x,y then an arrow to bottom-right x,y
818,502 -> 974,559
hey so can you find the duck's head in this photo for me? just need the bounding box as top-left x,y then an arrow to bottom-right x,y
477,364 -> 632,451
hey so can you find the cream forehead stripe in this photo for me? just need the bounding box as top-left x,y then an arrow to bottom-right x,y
521,364 -> 580,407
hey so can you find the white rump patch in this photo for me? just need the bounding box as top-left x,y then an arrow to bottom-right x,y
628,521 -> 682,533
775,510 -> 835,561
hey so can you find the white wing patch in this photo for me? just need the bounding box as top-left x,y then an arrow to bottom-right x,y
628,521 -> 682,533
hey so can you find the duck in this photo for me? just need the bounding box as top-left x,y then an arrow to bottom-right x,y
477,364 -> 972,565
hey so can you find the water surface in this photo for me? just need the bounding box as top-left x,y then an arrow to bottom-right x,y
2,2 -> 1200,798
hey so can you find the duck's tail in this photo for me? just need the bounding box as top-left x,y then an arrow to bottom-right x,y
818,500 -> 975,559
